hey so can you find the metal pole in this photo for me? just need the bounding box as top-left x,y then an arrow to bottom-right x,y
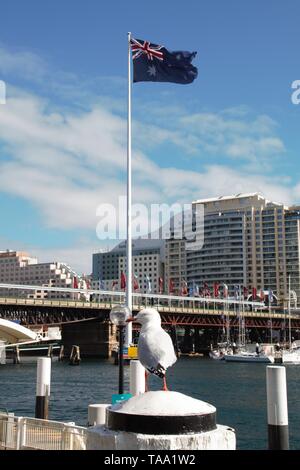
119,325 -> 125,394
125,31 -> 132,347
266,366 -> 289,450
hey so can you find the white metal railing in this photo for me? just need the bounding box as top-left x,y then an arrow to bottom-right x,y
0,413 -> 86,450
1,282 -> 299,318
0,282 -> 264,307
0,413 -> 19,449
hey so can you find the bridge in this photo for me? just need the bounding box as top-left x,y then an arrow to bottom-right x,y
0,283 -> 299,357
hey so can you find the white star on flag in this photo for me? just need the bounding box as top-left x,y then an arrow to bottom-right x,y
147,65 -> 156,76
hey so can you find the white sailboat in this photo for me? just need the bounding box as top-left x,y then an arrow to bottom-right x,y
281,277 -> 300,364
209,284 -> 232,360
209,342 -> 228,360
282,344 -> 300,364
224,286 -> 274,363
224,347 -> 274,363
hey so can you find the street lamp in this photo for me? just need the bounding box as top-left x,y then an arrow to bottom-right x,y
110,305 -> 131,394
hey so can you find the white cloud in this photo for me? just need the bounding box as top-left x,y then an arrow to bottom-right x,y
178,112 -> 285,160
0,45 -> 47,82
226,136 -> 284,160
0,87 -> 295,235
0,45 -> 298,272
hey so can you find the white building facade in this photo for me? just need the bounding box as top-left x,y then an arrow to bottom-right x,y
0,251 -> 78,299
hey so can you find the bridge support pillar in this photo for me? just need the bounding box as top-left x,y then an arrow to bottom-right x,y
194,327 -> 201,353
181,326 -> 193,353
62,320 -> 117,358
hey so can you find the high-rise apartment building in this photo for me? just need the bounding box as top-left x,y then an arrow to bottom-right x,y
285,206 -> 300,301
119,252 -> 163,294
187,193 -> 288,299
163,193 -> 300,303
165,239 -> 187,294
92,239 -> 165,294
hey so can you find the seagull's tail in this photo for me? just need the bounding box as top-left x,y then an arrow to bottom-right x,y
147,363 -> 166,379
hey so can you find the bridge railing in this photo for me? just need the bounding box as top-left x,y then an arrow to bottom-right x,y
0,282 -> 264,307
0,282 -> 299,318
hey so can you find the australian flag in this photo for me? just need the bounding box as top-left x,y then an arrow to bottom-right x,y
130,37 -> 198,84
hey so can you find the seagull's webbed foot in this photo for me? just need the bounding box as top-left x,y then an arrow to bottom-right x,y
145,370 -> 149,392
162,376 -> 169,392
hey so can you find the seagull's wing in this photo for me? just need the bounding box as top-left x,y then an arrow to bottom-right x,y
138,328 -> 177,373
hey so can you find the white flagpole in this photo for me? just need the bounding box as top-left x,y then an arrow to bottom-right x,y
125,31 -> 133,346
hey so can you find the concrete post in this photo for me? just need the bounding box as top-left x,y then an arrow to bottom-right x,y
88,404 -> 110,427
86,391 -> 236,450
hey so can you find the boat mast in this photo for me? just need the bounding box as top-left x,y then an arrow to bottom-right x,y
268,289 -> 273,345
242,289 -> 245,346
238,285 -> 244,348
288,274 -> 292,349
226,297 -> 230,345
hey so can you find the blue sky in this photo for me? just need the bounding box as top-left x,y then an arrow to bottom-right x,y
0,0 -> 299,273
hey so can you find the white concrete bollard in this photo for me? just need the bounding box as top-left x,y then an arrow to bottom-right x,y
88,404 -> 110,427
130,360 -> 145,395
266,365 -> 289,449
87,391 -> 236,450
35,357 -> 51,419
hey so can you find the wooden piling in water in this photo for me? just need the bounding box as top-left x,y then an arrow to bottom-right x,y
69,345 -> 81,365
58,345 -> 64,361
47,345 -> 53,359
13,346 -> 20,364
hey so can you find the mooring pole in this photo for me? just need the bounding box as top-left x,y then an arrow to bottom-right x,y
35,357 -> 51,420
266,365 -> 289,449
130,360 -> 145,395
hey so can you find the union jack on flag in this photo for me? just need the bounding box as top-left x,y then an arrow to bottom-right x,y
130,38 -> 164,61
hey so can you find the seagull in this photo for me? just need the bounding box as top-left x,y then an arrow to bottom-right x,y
127,308 -> 177,391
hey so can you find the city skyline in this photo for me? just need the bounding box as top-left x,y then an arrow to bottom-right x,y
2,186 -> 300,305
0,1 -> 299,272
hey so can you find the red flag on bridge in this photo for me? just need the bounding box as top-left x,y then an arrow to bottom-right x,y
260,289 -> 265,301
181,280 -> 188,296
120,271 -> 126,290
169,278 -> 174,294
159,277 -> 164,294
223,283 -> 228,298
203,282 -> 211,297
213,282 -> 220,298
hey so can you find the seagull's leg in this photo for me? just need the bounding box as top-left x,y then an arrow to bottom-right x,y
162,375 -> 168,392
145,371 -> 149,392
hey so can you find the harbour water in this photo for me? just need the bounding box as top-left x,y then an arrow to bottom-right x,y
1,356 -> 300,450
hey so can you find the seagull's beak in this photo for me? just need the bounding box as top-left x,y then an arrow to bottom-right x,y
126,317 -> 135,323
